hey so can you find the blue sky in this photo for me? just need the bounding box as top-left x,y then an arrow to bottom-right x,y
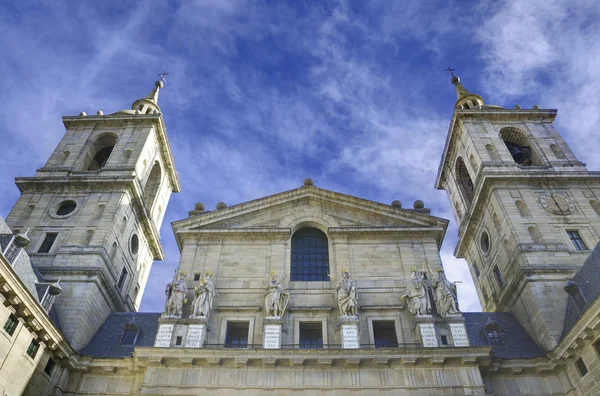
1,0 -> 599,313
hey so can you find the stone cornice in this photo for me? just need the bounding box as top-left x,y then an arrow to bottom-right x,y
14,175 -> 164,260
435,108 -> 558,189
0,255 -> 77,365
62,114 -> 181,193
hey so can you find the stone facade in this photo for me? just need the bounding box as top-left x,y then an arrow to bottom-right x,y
1,76 -> 600,395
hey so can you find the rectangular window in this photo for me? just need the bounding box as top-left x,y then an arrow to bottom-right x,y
3,314 -> 18,336
299,322 -> 323,349
493,266 -> 505,289
225,322 -> 249,348
44,358 -> 56,376
372,321 -> 398,348
26,339 -> 40,359
176,336 -> 183,346
38,233 -> 58,254
440,335 -> 448,345
193,273 -> 201,281
576,357 -> 588,377
568,231 -> 587,251
487,330 -> 501,345
117,267 -> 128,291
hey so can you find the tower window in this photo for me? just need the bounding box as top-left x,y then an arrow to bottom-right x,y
3,314 -> 18,336
225,321 -> 249,348
38,233 -> 58,254
567,231 -> 587,251
480,231 -> 490,254
455,157 -> 475,206
576,357 -> 588,377
299,322 -> 323,349
493,266 -> 505,289
44,358 -> 56,375
144,162 -> 162,211
499,127 -> 540,166
117,267 -> 128,291
290,228 -> 329,281
26,339 -> 40,359
130,234 -> 139,255
56,200 -> 77,216
373,321 -> 398,348
44,358 -> 56,376
85,133 -> 117,170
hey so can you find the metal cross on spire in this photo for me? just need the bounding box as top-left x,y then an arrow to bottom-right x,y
444,66 -> 456,77
159,71 -> 169,83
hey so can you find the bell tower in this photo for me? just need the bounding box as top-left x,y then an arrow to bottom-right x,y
435,74 -> 600,350
5,80 -> 181,350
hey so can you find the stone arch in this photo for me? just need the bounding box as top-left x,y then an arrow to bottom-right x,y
499,127 -> 541,166
516,200 -> 531,217
455,157 -> 475,206
83,133 -> 118,170
143,161 -> 162,211
528,226 -> 543,243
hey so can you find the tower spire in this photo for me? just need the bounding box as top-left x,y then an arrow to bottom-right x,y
131,80 -> 164,114
447,72 -> 484,110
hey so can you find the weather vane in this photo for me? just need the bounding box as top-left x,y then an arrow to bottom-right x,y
444,66 -> 456,77
159,71 -> 169,83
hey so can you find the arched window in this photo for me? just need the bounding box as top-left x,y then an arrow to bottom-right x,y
455,157 -> 475,206
290,228 -> 329,281
499,127 -> 541,166
84,134 -> 117,170
144,162 -> 162,211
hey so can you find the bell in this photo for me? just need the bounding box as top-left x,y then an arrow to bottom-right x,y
508,146 -> 527,164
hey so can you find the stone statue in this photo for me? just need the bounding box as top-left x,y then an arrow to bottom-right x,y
191,272 -> 214,319
164,271 -> 188,317
432,269 -> 459,316
264,271 -> 289,317
401,268 -> 431,316
329,269 -> 357,317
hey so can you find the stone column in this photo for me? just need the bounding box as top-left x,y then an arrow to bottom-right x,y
186,317 -> 208,348
154,317 -> 177,347
339,316 -> 360,349
415,315 -> 438,347
263,317 -> 283,349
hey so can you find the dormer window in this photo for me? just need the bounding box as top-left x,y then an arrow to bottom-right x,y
121,325 -> 140,345
564,280 -> 587,311
483,318 -> 503,345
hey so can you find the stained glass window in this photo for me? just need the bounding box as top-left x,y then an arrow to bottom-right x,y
291,228 -> 329,281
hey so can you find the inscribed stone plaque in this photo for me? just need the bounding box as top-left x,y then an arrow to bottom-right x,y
154,324 -> 174,347
419,323 -> 438,347
342,324 -> 359,349
450,323 -> 469,347
186,324 -> 205,348
263,325 -> 281,349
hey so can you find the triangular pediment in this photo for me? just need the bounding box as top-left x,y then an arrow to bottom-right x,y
173,185 -> 448,234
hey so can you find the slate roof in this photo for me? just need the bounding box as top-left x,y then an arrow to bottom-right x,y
80,312 -> 161,358
463,312 -> 546,359
562,241 -> 600,338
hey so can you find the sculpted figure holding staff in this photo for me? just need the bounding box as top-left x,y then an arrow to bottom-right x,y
431,269 -> 459,316
191,272 -> 215,319
329,269 -> 358,317
164,271 -> 188,317
401,267 -> 431,316
264,271 -> 289,317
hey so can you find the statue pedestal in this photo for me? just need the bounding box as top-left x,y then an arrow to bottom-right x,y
186,317 -> 208,348
263,317 -> 282,349
447,315 -> 469,347
154,316 -> 178,347
415,316 -> 438,348
339,316 -> 360,349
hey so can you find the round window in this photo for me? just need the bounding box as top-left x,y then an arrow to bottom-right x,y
130,234 -> 139,255
56,200 -> 77,216
480,231 -> 490,254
